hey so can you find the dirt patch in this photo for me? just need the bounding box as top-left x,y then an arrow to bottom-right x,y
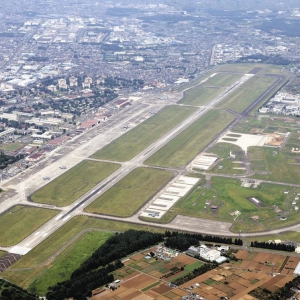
264,133 -> 286,147
123,274 -> 157,290
152,283 -> 173,294
250,128 -> 264,134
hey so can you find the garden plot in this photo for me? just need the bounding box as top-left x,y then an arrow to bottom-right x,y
140,176 -> 199,219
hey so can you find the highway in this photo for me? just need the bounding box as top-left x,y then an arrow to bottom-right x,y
0,72 -> 292,255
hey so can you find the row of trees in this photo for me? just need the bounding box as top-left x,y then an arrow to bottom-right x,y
172,263 -> 216,286
250,241 -> 295,252
0,279 -> 38,300
46,230 -> 164,300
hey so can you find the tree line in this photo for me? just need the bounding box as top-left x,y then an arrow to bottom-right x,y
250,241 -> 295,252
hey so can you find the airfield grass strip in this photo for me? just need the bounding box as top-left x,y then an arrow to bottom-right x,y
91,105 -> 196,162
1,216 -> 165,288
0,205 -> 58,247
29,231 -> 113,295
145,109 -> 235,167
31,160 -> 120,206
85,167 -> 174,217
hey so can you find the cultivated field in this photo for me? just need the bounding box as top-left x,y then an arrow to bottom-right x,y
29,230 -> 113,295
91,105 -> 195,162
31,160 -> 120,206
85,167 -> 174,217
0,205 -> 58,246
145,109 -> 235,167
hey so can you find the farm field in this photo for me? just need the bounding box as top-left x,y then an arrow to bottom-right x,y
145,109 -> 235,168
29,230 -> 113,295
0,216 -> 165,288
217,75 -> 279,113
31,160 -> 120,206
0,205 -> 58,246
85,167 -> 174,217
91,105 -> 195,162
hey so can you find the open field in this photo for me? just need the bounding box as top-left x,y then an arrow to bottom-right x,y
145,109 -> 235,167
0,205 -> 58,247
0,142 -> 24,152
202,73 -> 241,87
1,216 -> 166,288
31,160 -> 120,206
217,63 -> 260,73
248,147 -> 300,184
29,231 -> 113,295
85,167 -> 174,217
0,251 -> 6,258
91,105 -> 195,162
179,86 -> 224,106
217,75 -> 279,113
209,143 -> 247,175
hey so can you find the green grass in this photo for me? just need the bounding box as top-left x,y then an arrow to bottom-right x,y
202,73 -> 241,87
0,142 -> 24,152
218,75 -> 278,113
1,216 -> 166,289
179,86 -> 224,106
85,167 -> 174,217
248,147 -> 300,184
217,63 -> 259,73
0,251 -> 6,258
29,231 -> 113,295
0,206 -> 58,246
91,105 -> 195,162
145,110 -> 235,167
141,281 -> 160,292
31,160 -> 120,206
170,261 -> 204,282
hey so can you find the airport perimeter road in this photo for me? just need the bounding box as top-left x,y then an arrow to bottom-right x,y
0,74 -> 257,255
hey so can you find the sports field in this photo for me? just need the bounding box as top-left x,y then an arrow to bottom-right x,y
0,142 -> 24,152
145,109 -> 235,167
92,105 -> 195,162
31,160 -> 120,206
29,230 -> 113,295
0,205 -> 58,246
85,167 -> 174,217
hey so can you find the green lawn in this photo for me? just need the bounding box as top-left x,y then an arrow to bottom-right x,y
0,206 -> 58,246
0,251 -> 6,258
92,105 -> 195,162
29,231 -> 113,295
31,160 -> 120,206
179,86 -> 224,106
145,110 -> 235,167
85,167 -> 174,217
1,216 -> 165,289
217,75 -> 278,113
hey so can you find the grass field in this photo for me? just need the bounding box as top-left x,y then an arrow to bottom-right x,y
209,143 -> 247,175
202,73 -> 241,87
85,167 -> 174,217
179,86 -> 224,106
0,206 -> 58,246
0,142 -> 24,152
217,75 -> 278,113
29,231 -> 113,295
1,216 -> 165,289
91,105 -> 195,162
248,147 -> 300,184
31,160 -> 120,206
145,109 -> 235,167
0,251 -> 6,258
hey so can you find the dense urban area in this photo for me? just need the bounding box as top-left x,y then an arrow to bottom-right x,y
1,0 -> 300,300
